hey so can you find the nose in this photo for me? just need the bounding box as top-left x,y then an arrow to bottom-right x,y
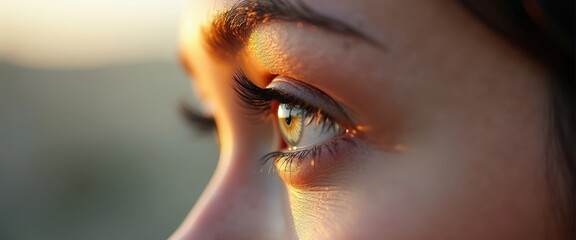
170,149 -> 295,240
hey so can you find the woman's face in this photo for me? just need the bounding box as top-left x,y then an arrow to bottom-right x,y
174,0 -> 556,239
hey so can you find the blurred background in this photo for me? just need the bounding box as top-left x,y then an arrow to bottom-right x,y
0,0 -> 218,239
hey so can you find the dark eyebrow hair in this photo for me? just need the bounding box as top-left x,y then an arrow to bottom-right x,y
203,0 -> 383,58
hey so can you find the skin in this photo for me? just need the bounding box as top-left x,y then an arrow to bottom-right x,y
172,0 -> 558,239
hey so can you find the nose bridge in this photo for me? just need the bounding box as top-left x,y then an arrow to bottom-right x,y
170,150 -> 295,240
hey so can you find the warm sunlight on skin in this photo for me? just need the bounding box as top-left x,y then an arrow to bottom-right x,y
173,0 -> 559,239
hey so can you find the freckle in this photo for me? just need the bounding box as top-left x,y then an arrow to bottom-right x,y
296,22 -> 304,28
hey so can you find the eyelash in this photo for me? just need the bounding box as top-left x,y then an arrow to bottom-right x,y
231,70 -> 334,121
231,70 -> 351,171
179,101 -> 217,133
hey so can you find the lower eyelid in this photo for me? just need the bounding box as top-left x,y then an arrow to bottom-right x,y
273,135 -> 358,189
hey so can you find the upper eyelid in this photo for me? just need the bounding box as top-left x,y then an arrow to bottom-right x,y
266,77 -> 353,128
232,68 -> 354,128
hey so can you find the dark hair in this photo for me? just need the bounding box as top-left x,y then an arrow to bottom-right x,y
461,0 -> 574,238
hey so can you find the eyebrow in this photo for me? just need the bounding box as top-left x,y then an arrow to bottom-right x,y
203,0 -> 382,58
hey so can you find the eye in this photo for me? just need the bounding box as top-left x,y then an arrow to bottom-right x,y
232,70 -> 361,186
277,103 -> 344,150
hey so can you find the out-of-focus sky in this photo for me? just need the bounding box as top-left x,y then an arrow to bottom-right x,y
0,0 -> 184,68
0,1 -> 219,239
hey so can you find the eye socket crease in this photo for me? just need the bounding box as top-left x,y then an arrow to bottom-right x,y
202,0 -> 385,59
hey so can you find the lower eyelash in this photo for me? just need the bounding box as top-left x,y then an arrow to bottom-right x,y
259,135 -> 357,176
179,101 -> 217,132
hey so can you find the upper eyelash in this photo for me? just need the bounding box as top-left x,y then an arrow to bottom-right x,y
231,70 -> 336,128
231,70 -> 279,115
179,101 -> 217,132
181,70 -> 339,134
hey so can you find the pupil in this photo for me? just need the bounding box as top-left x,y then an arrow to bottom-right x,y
285,108 -> 293,125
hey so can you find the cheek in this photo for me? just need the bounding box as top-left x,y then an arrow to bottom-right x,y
287,143 -> 551,240
287,187 -> 357,239
347,146 -> 550,240
282,145 -> 375,239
